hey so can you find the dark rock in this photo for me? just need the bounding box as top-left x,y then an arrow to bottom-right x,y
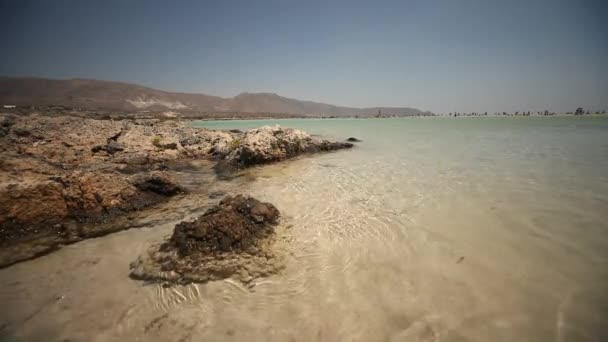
346,137 -> 362,142
131,172 -> 183,196
129,194 -> 283,285
107,129 -> 123,142
317,141 -> 354,151
168,194 -> 279,255
229,129 -> 243,133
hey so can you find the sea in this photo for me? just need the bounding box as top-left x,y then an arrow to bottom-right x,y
1,116 -> 607,341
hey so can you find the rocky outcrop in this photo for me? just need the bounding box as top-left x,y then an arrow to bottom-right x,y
0,171 -> 181,230
0,114 -> 352,267
0,180 -> 68,235
170,194 -> 279,254
0,171 -> 182,267
130,195 -> 283,285
214,125 -> 353,175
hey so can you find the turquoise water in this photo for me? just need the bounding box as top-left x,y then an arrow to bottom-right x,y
1,117 -> 607,341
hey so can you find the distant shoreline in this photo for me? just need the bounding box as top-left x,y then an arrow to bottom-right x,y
2,107 -> 606,122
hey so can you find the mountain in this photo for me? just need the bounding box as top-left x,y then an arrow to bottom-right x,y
0,77 -> 432,117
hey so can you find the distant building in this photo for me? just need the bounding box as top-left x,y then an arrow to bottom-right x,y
3,105 -> 16,109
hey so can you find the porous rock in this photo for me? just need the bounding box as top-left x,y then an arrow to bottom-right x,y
130,194 -> 282,285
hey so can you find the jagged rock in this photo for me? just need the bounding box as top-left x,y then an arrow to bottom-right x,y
60,172 -> 165,221
216,125 -> 353,174
129,195 -> 282,285
0,171 -> 183,267
0,181 -> 68,237
169,194 -> 279,255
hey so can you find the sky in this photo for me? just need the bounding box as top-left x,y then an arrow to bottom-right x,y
0,0 -> 606,113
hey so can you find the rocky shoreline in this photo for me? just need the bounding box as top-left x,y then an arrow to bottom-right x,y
0,113 -> 353,269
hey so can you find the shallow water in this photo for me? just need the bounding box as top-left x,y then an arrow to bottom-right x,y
2,117 -> 608,341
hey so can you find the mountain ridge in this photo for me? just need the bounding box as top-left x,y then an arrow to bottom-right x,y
0,76 -> 433,117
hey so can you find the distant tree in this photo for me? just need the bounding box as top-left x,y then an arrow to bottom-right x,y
544,110 -> 549,116
575,107 -> 584,115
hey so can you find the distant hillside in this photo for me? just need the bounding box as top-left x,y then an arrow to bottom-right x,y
0,77 -> 432,117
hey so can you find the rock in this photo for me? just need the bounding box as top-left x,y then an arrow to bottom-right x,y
130,194 -> 283,285
169,194 -> 279,255
346,137 -> 362,142
229,129 -> 243,133
217,125 -> 353,172
131,172 -> 183,196
0,181 -> 69,238
0,170 -> 185,267
60,172 -> 160,221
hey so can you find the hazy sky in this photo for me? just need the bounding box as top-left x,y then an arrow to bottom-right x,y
1,0 -> 606,113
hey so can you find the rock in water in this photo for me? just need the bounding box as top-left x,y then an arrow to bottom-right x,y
214,125 -> 353,176
346,137 -> 362,142
170,194 -> 279,254
130,195 -> 283,285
